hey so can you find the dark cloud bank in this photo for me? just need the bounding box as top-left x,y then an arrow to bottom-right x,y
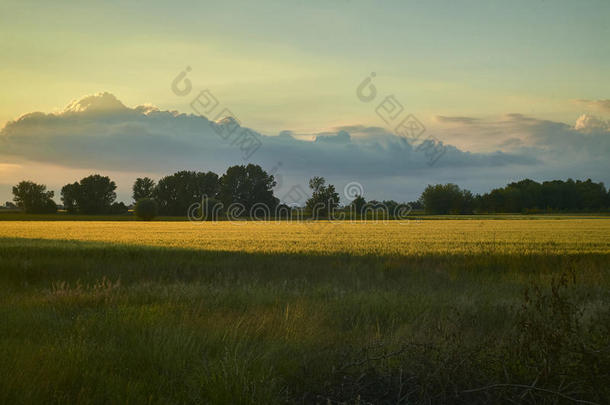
2,93 -> 609,202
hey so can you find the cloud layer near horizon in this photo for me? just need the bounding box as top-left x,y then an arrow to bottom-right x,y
1,93 -> 609,203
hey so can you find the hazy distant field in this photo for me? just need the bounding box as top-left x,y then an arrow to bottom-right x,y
1,219 -> 609,404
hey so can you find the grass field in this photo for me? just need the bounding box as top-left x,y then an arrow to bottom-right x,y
1,219 -> 609,404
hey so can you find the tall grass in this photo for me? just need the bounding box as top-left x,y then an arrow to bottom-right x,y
0,233 -> 609,404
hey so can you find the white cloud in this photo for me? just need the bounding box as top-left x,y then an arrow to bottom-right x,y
574,114 -> 610,132
62,92 -> 129,114
1,93 -> 608,202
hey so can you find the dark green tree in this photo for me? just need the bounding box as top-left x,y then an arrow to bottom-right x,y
217,164 -> 278,213
60,175 -> 117,214
132,177 -> 156,202
477,178 -> 608,213
135,198 -> 158,221
61,182 -> 81,214
420,183 -> 474,214
306,176 -> 340,217
109,202 -> 129,214
75,175 -> 117,214
576,179 -> 606,210
155,171 -> 219,216
12,181 -> 57,214
349,194 -> 366,215
382,200 -> 399,216
407,200 -> 424,210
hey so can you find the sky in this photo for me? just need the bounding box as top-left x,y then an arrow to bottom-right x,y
1,0 -> 609,204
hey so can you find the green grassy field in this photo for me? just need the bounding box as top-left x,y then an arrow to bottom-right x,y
1,219 -> 609,404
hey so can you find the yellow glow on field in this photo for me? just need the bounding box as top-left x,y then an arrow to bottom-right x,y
1,219 -> 609,255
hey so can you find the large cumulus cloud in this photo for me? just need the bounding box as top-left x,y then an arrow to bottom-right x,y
1,93 -> 608,202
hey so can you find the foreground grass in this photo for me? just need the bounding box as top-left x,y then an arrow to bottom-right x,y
1,220 -> 609,404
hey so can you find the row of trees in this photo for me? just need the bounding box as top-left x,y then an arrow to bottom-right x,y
11,172 -> 610,216
477,179 -> 609,213
420,179 -> 610,214
133,165 -> 278,216
11,177 -> 127,215
11,164 -> 278,215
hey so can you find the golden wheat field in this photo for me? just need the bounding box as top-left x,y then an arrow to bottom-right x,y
1,218 -> 609,255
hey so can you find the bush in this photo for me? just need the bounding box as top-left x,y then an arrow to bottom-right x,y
134,198 -> 158,221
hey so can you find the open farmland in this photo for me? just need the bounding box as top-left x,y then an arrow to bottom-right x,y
1,218 -> 610,404
1,218 -> 609,255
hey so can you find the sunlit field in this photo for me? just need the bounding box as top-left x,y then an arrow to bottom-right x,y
1,218 -> 609,404
1,218 -> 609,255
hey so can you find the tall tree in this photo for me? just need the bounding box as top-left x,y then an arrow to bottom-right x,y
218,164 -> 278,213
306,176 -> 340,217
420,183 -> 474,214
132,177 -> 156,202
77,175 -> 117,214
61,182 -> 80,214
350,194 -> 366,215
155,171 -> 219,216
12,181 -> 57,214
61,175 -> 117,214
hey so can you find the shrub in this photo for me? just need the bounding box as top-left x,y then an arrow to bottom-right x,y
134,198 -> 158,221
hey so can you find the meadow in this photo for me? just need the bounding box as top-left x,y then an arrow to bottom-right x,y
1,218 -> 609,404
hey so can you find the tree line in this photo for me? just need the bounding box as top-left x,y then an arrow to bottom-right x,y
11,164 -> 278,216
420,179 -> 610,214
10,167 -> 610,217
